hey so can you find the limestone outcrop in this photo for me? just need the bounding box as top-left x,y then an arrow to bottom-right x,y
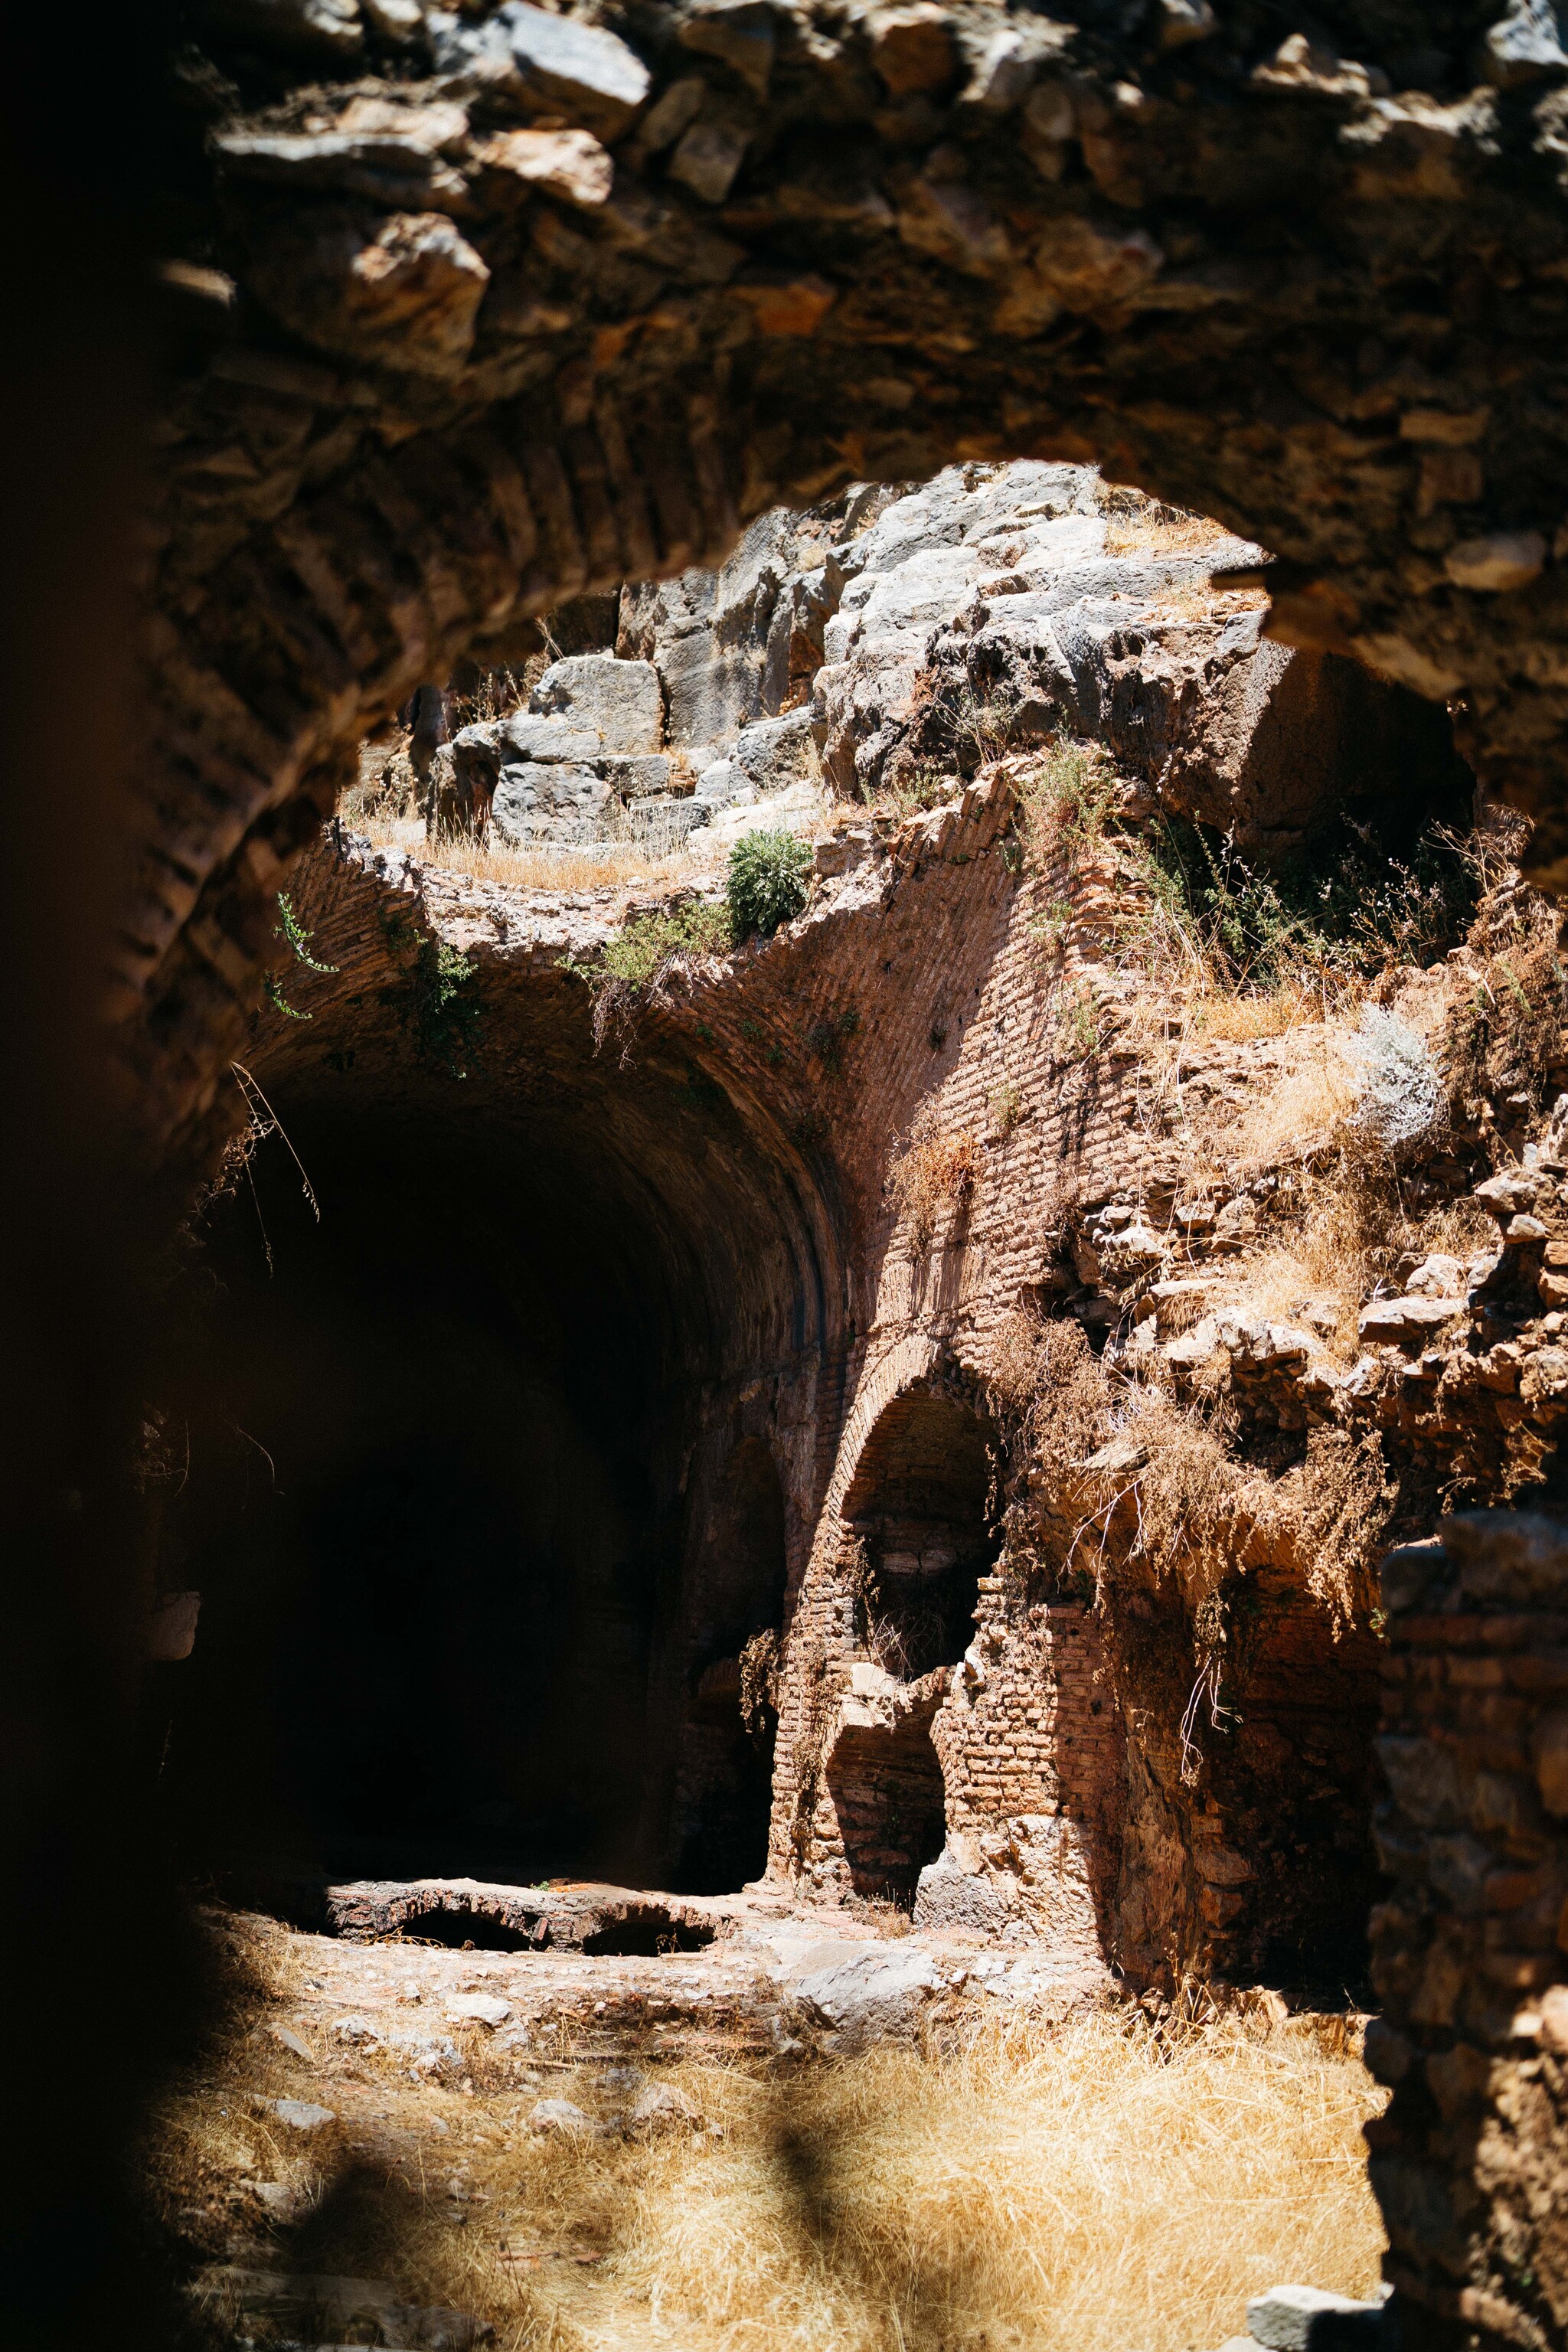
445,459 -> 1468,856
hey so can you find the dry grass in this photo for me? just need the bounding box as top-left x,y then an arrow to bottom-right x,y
1097,1396 -> 1389,1629
1188,983 -> 1331,1044
602,2011 -> 1384,2352
1102,506 -> 1225,560
1224,1030 -> 1362,1168
1231,1147 -> 1494,1364
888,1122 -> 981,1250
359,815 -> 722,897
152,1936 -> 1387,2352
987,1307 -> 1112,1468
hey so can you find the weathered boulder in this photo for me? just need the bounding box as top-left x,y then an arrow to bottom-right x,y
493,760 -> 613,846
733,708 -> 817,795
913,1846 -> 1012,1933
530,655 -> 663,755
780,1939 -> 941,2048
618,506 -> 828,756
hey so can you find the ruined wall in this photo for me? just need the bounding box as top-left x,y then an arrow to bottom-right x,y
1371,1514 -> 1568,2352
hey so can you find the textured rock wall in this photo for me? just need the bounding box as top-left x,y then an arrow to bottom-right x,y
1371,1514 -> 1568,2352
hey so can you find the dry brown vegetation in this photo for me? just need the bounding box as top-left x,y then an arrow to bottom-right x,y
150,1919 -> 1387,2352
359,817 -> 724,897
987,1307 -> 1113,1469
1086,1400 -> 1389,1632
1099,492 -> 1227,561
888,1120 -> 981,1251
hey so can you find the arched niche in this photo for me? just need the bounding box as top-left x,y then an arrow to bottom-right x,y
827,1386 -> 1001,1903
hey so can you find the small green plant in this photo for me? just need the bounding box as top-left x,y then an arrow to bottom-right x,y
807,1006 -> 861,1075
276,891 -> 338,973
727,829 -> 812,938
263,888 -> 338,1020
1056,978 -> 1111,1063
1018,738 -> 1123,860
1030,897 -> 1075,949
263,972 -> 311,1021
559,897 -> 733,1050
596,900 -> 733,991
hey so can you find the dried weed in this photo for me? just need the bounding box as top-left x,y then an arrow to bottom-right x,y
1088,1398 -> 1388,1629
888,1122 -> 981,1252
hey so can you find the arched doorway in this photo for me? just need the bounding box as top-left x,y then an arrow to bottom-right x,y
827,1389 -> 1001,1903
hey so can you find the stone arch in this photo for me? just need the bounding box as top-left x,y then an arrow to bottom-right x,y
822,1377 -> 1002,1904
841,1386 -> 1001,1683
109,2 -> 1568,1171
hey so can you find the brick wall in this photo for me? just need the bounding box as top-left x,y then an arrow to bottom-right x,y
1370,1513 -> 1568,2352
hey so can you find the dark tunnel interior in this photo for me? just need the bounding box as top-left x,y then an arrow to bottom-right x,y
146,1060 -> 820,1900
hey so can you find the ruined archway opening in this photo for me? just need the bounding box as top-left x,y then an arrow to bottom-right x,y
148,982 -> 828,1907
844,1391 -> 1001,1682
825,1389 -> 1001,1905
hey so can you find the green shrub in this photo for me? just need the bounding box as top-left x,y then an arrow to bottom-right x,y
727,829 -> 812,939
596,899 -> 732,991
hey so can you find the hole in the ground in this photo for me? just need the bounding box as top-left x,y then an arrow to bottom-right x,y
577,1908 -> 717,1955
394,1906 -> 545,1952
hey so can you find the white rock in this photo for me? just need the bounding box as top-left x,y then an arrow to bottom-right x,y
1480,0 -> 1568,86
1246,2281 -> 1387,2350
328,2013 -> 380,2044
503,3 -> 652,136
1358,1295 -> 1469,1343
253,2180 -> 310,2219
274,2099 -> 336,2132
1405,1253 -> 1464,1297
269,2025 -> 312,2060
786,1942 -> 941,2048
530,654 -> 663,754
629,2082 -> 702,2128
446,1994 -> 512,2030
528,2097 -> 596,2135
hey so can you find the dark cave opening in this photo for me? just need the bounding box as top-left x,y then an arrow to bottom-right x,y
391,1908 -> 545,1952
148,1017 -> 828,1903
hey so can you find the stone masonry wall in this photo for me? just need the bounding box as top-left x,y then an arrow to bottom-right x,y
1370,1514 -> 1568,2352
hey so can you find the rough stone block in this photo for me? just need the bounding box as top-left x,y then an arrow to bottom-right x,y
1245,2282 -> 1385,2349
501,2 -> 652,135
783,1941 -> 940,2048
492,760 -> 615,845
531,655 -> 664,754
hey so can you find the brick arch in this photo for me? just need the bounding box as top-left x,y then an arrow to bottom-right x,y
124,2 -> 1568,1167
